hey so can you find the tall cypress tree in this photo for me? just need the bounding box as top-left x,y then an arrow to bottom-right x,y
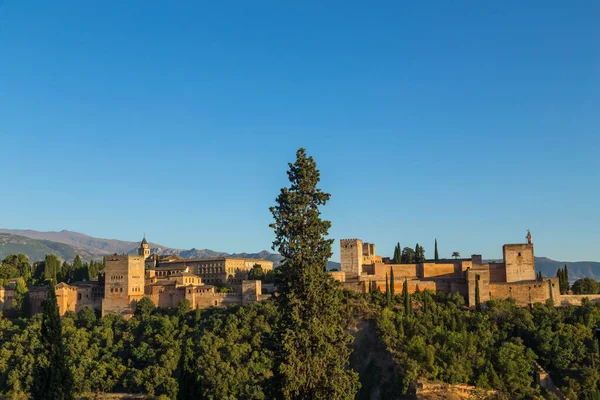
434,239 -> 439,261
403,277 -> 411,316
385,273 -> 390,306
32,284 -> 74,400
390,267 -> 395,298
393,242 -> 402,264
556,268 -> 563,292
564,264 -> 569,292
269,148 -> 359,399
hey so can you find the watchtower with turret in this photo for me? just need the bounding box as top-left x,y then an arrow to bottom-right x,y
138,237 -> 150,260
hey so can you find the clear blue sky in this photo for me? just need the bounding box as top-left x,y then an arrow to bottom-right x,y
1,1 -> 598,262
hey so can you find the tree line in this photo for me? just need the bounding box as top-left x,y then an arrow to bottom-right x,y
392,240 -> 462,263
369,289 -> 600,399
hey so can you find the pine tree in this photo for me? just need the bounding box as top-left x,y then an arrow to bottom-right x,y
434,239 -> 439,261
32,284 -> 74,400
269,148 -> 359,399
390,267 -> 395,298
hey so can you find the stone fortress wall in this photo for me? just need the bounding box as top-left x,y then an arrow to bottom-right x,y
335,234 -> 564,307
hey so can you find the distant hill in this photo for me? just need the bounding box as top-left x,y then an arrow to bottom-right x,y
534,257 -> 600,282
1,229 -> 594,278
0,233 -> 92,262
0,229 -> 346,269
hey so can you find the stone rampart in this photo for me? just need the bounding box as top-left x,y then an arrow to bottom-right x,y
421,263 -> 459,279
372,263 -> 417,280
489,277 -> 559,306
559,294 -> 600,306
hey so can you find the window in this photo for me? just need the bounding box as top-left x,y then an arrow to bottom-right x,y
518,252 -> 521,257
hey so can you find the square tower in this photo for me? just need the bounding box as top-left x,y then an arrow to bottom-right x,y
503,243 -> 535,282
340,239 -> 363,279
102,255 -> 146,316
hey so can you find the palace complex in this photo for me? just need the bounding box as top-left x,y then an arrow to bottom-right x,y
0,232 -> 594,316
0,237 -> 273,317
332,233 -> 562,307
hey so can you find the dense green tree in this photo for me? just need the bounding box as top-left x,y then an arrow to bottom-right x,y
73,255 -> 82,271
393,242 -> 402,264
58,261 -> 73,283
571,277 -> 599,295
1,254 -> 31,280
557,266 -> 571,294
76,306 -> 97,330
385,273 -> 390,306
390,266 -> 395,298
177,298 -> 192,315
269,148 -> 359,399
248,264 -> 265,280
401,247 -> 415,264
11,277 -> 29,317
134,297 -> 155,318
31,284 -> 74,399
434,239 -> 439,261
402,278 -> 411,316
414,244 -> 425,263
0,261 -> 19,280
43,255 -> 61,283
87,260 -> 100,281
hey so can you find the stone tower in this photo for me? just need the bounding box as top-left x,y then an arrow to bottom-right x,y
138,236 -> 150,260
503,243 -> 535,282
340,239 -> 363,279
101,255 -> 146,316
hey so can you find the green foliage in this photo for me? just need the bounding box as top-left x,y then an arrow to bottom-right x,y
401,247 -> 415,264
269,148 -> 359,399
402,278 -> 411,316
385,273 -> 390,307
452,251 -> 460,259
1,254 -> 31,281
434,239 -> 439,261
392,242 -> 402,264
11,277 -> 29,317
571,277 -> 600,294
134,297 -> 156,318
377,293 -> 600,398
32,284 -> 74,399
414,244 -> 425,263
177,299 -> 192,315
557,265 -> 570,294
248,264 -> 265,280
264,268 -> 282,284
389,267 -> 395,298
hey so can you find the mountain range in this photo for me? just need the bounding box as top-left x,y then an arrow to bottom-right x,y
0,229 -> 598,280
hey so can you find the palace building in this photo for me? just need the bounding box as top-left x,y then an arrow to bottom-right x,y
2,237 -> 273,317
